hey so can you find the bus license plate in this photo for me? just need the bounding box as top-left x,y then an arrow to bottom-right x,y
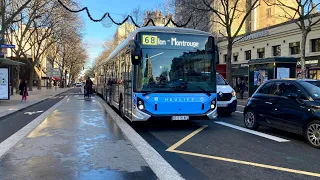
172,116 -> 189,120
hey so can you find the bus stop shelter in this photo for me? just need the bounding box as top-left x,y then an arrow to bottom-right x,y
248,57 -> 297,97
0,58 -> 25,100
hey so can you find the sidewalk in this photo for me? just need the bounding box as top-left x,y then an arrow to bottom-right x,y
0,87 -> 71,119
0,94 -> 158,180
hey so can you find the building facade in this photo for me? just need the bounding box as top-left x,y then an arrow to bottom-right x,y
217,15 -> 320,86
175,0 -> 297,36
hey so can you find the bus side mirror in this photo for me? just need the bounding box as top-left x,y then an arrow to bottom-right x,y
131,40 -> 142,65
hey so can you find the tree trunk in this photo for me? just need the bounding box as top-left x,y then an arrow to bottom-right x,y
300,31 -> 308,78
226,41 -> 233,87
15,66 -> 20,94
37,75 -> 41,90
28,69 -> 34,91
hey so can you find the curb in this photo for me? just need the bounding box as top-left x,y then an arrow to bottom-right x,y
0,88 -> 72,120
0,96 -> 68,159
98,98 -> 185,180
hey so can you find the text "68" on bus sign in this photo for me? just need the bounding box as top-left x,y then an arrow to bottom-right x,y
142,35 -> 158,45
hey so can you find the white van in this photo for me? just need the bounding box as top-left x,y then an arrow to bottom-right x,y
216,73 -> 237,115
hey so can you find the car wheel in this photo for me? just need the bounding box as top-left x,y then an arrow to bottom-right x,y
244,110 -> 258,130
305,120 -> 320,149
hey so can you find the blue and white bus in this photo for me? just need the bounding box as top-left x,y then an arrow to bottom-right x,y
96,27 -> 218,121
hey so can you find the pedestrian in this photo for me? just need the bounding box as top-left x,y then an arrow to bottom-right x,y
19,79 -> 28,102
85,77 -> 93,98
239,79 -> 246,99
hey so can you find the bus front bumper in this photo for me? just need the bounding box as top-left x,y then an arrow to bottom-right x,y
131,108 -> 218,121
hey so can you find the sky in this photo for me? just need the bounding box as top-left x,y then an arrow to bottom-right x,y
79,0 -> 165,68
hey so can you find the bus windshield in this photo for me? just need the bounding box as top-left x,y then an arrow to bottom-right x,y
136,48 -> 215,93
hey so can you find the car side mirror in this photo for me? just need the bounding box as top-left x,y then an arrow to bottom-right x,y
287,93 -> 298,99
130,40 -> 142,66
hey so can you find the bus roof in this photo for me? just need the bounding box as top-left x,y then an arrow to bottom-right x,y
104,27 -> 213,65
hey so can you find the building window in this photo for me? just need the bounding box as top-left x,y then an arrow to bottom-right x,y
272,45 -> 281,56
245,50 -> 251,60
257,48 -> 265,58
289,42 -> 300,55
224,54 -> 227,63
233,55 -> 238,62
267,8 -> 272,17
311,38 -> 320,52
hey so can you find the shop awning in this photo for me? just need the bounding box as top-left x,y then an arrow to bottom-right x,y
0,58 -> 25,66
232,67 -> 249,77
52,77 -> 60,81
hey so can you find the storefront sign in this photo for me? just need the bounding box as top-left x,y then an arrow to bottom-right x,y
297,60 -> 319,66
235,30 -> 270,42
0,68 -> 9,100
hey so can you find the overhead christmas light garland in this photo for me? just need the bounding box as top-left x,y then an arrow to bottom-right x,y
57,0 -> 192,28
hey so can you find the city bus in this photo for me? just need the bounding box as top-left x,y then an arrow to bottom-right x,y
96,27 -> 218,121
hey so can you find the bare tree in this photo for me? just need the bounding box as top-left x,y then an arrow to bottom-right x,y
190,0 -> 260,86
265,0 -> 320,78
175,0 -> 212,31
0,0 -> 33,45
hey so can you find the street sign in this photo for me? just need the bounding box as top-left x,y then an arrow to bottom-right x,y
0,44 -> 15,48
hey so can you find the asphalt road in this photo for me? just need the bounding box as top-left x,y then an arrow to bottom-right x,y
0,88 -> 81,144
131,100 -> 320,180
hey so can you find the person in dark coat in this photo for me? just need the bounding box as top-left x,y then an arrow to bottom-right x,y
85,77 -> 93,97
19,80 -> 28,102
239,80 -> 246,99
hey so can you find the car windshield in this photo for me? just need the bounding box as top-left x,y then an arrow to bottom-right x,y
216,74 -> 227,85
136,48 -> 215,93
306,80 -> 320,87
299,81 -> 320,99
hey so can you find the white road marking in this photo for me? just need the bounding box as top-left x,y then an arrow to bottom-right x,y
214,121 -> 290,142
237,105 -> 245,107
24,111 -> 44,115
99,99 -> 184,180
235,111 -> 244,114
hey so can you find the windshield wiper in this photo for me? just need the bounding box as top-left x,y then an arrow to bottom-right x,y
196,86 -> 211,97
142,90 -> 165,96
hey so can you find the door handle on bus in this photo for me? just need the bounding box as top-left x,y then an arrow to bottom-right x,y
265,102 -> 273,105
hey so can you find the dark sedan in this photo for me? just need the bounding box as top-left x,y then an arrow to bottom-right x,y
244,79 -> 320,148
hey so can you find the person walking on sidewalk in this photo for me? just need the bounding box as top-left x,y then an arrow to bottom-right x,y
239,80 -> 246,99
19,80 -> 28,102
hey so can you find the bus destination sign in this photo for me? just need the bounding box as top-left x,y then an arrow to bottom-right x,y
141,34 -> 204,49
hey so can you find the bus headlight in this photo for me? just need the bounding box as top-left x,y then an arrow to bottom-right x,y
138,105 -> 144,110
232,90 -> 236,97
137,97 -> 145,110
211,98 -> 216,109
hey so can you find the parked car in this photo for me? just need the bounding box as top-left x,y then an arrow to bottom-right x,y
76,82 -> 82,87
216,73 -> 237,115
244,79 -> 320,148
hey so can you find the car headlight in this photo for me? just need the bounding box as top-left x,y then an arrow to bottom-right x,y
232,90 -> 236,97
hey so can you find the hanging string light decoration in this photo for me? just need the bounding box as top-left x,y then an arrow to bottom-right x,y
57,0 -> 192,28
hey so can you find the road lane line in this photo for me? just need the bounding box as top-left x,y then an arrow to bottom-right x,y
171,149 -> 320,178
166,125 -> 207,152
235,111 -> 244,114
0,97 -> 67,159
214,121 -> 290,142
237,105 -> 245,107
